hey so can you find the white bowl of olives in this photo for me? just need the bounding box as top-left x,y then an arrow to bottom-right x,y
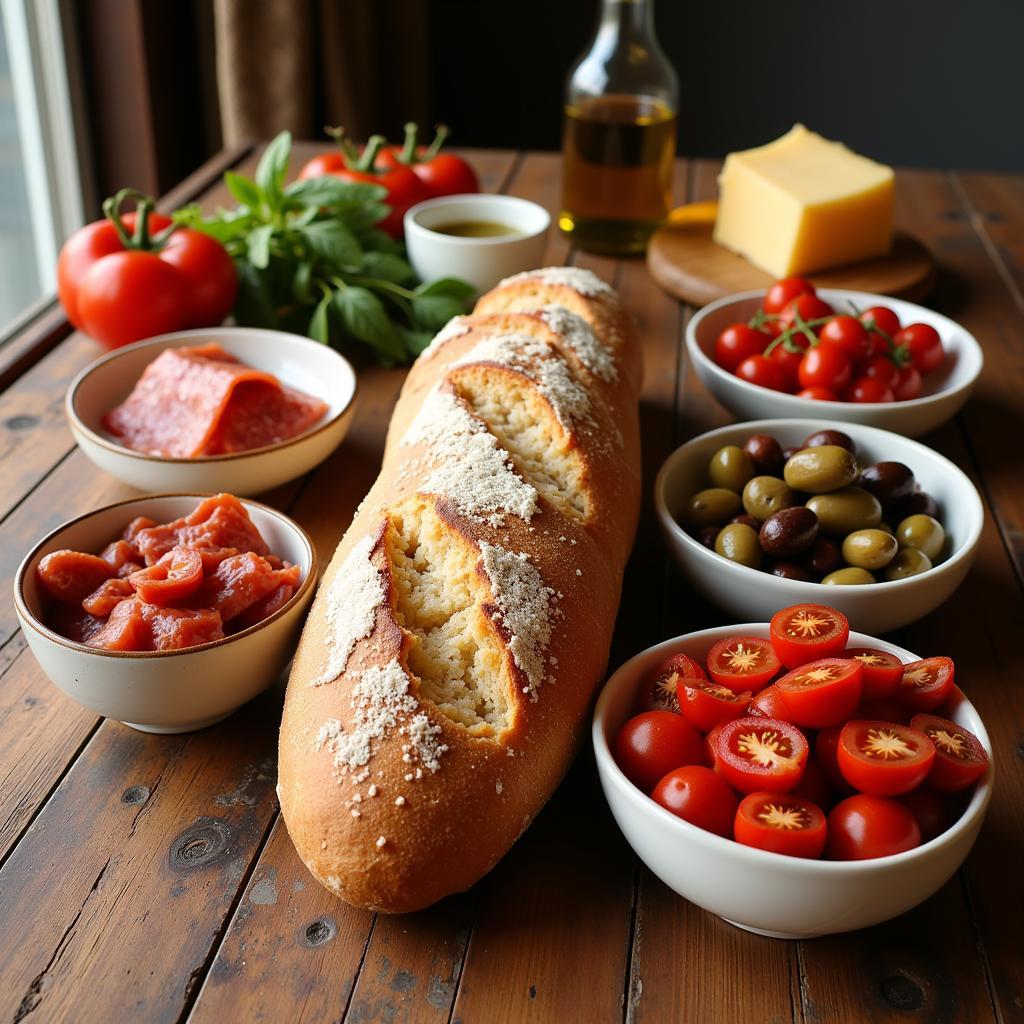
655,419 -> 984,634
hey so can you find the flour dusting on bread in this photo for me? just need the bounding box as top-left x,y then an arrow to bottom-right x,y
499,266 -> 615,298
540,305 -> 618,382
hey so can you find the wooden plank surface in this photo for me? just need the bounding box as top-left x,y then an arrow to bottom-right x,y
0,148 -> 1022,1024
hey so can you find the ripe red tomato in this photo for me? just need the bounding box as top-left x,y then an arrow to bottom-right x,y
861,356 -> 899,386
779,292 -> 834,328
159,229 -> 238,327
651,765 -> 738,837
798,342 -> 852,393
769,604 -> 850,669
640,652 -> 706,714
837,720 -> 935,796
898,786 -> 948,842
711,716 -> 809,794
735,354 -> 789,392
909,714 -> 989,791
764,276 -> 816,315
796,386 -> 839,401
819,316 -> 872,363
378,124 -> 480,198
893,364 -> 923,401
790,758 -> 833,810
826,794 -> 921,860
613,711 -> 707,792
896,657 -> 955,712
713,323 -> 768,371
734,791 -> 827,858
679,678 -> 751,733
706,636 -> 781,693
846,376 -> 895,403
768,335 -> 810,386
747,683 -> 794,721
775,658 -> 863,728
895,323 -> 944,374
844,648 -> 904,700
859,305 -> 901,338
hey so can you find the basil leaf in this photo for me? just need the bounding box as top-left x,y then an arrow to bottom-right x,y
292,260 -> 314,304
309,294 -> 332,344
359,229 -> 404,254
300,220 -> 361,267
288,205 -> 319,228
360,251 -> 415,284
397,325 -> 436,357
336,202 -> 390,232
233,263 -> 279,329
246,223 -> 274,269
414,277 -> 476,302
225,171 -> 263,209
255,131 -> 291,208
285,177 -> 387,206
412,293 -> 468,331
333,286 -> 405,360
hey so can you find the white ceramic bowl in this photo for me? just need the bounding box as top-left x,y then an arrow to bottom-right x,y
594,625 -> 992,938
686,288 -> 983,437
655,419 -> 984,635
67,327 -> 358,496
13,494 -> 317,733
404,194 -> 550,295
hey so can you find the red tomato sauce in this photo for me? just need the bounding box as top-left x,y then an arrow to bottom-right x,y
102,343 -> 328,457
36,494 -> 301,652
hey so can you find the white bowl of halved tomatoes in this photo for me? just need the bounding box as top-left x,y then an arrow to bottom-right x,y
592,604 -> 992,939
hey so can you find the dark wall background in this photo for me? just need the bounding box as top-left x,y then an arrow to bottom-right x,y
428,0 -> 1024,172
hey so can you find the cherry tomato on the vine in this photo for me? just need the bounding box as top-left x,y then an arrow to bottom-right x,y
893,363 -> 923,400
764,276 -> 817,314
895,323 -> 944,374
714,323 -> 768,372
798,342 -> 852,394
859,305 -> 902,339
846,376 -> 895,403
862,355 -> 899,386
736,354 -> 789,392
796,386 -> 839,401
779,292 -> 834,329
819,316 -> 872,363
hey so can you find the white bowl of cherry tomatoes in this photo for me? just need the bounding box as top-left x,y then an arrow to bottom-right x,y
686,278 -> 983,438
592,604 -> 992,939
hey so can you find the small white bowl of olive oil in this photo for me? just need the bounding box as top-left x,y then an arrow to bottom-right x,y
405,194 -> 550,294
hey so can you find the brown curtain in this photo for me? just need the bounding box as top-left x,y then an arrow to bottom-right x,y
213,0 -> 431,145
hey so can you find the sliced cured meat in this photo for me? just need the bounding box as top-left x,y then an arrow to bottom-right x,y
86,597 -> 153,651
82,577 -> 135,616
232,580 -> 297,631
37,550 -> 115,605
194,552 -> 299,623
102,343 -> 327,457
134,494 -> 268,565
100,539 -> 143,575
141,604 -> 224,651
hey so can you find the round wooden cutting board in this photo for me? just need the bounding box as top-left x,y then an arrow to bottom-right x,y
647,201 -> 935,307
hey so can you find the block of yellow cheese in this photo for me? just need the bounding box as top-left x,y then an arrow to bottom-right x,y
713,124 -> 894,278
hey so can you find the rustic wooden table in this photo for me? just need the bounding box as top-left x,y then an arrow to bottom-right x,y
0,145 -> 1021,1024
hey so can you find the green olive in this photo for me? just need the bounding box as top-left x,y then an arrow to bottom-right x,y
714,523 -> 763,569
709,445 -> 755,492
883,547 -> 934,581
822,567 -> 876,585
842,529 -> 899,570
895,514 -> 946,562
783,445 -> 859,494
805,487 -> 883,536
684,488 -> 742,528
741,476 -> 798,522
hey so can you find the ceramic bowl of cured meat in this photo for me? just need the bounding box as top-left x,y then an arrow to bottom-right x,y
13,493 -> 317,733
66,327 -> 358,496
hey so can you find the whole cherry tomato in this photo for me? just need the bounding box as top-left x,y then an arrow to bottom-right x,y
764,276 -> 816,315
378,123 -> 480,198
714,323 -> 768,372
796,386 -> 839,401
826,794 -> 921,860
819,316 -> 872,363
846,376 -> 895,403
613,711 -> 707,793
778,292 -> 834,330
298,131 -> 428,238
651,765 -> 738,837
893,363 -> 923,400
859,305 -> 901,339
895,323 -> 944,374
735,354 -> 789,392
768,335 -> 810,387
862,355 -> 899,386
798,342 -> 852,394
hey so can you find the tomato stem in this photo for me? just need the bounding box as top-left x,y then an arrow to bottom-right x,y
101,187 -> 171,252
324,125 -> 361,167
420,124 -> 450,162
354,135 -> 388,174
397,122 -> 420,165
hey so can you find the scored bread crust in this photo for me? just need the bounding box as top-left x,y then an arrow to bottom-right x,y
278,268 -> 642,913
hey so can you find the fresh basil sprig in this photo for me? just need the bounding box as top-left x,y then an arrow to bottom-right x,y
173,130 -> 475,364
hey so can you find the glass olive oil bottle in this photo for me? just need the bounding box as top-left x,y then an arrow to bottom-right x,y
560,0 -> 679,255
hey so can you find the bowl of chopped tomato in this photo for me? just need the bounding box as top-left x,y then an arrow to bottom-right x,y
592,614 -> 992,938
14,492 -> 317,733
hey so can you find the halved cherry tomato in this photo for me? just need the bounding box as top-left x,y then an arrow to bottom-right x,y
613,711 -> 707,793
734,791 -> 827,858
764,276 -> 816,315
706,636 -> 781,693
714,323 -> 768,372
790,758 -> 833,810
640,652 -> 707,714
128,548 -> 204,605
909,714 -> 989,791
846,376 -> 895,403
859,305 -> 901,339
896,657 -> 955,712
769,604 -> 850,669
893,364 -> 923,401
711,716 -> 808,794
779,292 -> 834,328
735,354 -> 789,392
747,684 -> 794,722
898,786 -> 949,842
845,647 -> 904,700
895,323 -> 944,374
826,794 -> 921,860
819,316 -> 872,363
680,678 -> 751,733
776,658 -> 863,728
651,765 -> 738,837
798,342 -> 852,394
837,720 -> 935,796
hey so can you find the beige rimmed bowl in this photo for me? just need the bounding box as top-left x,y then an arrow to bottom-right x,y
14,493 -> 317,733
67,327 -> 358,496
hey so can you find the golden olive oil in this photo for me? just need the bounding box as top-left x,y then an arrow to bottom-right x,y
560,94 -> 677,254
432,220 -> 521,238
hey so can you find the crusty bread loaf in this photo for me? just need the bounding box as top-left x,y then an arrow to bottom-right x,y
278,267 -> 642,912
